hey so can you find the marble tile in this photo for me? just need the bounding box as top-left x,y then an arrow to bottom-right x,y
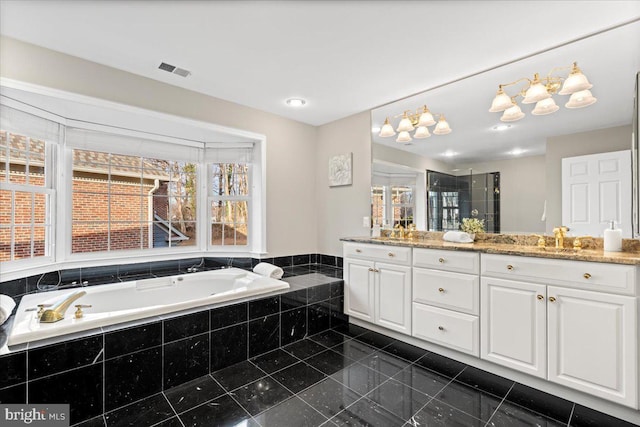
365,378 -> 431,421
414,351 -> 466,379
28,335 -> 103,380
271,361 -> 326,393
283,339 -> 327,360
0,351 -> 26,388
164,311 -> 209,343
330,282 -> 344,298
408,398 -> 484,427
250,348 -> 299,374
249,296 -> 280,319
453,366 -> 514,399
231,375 -> 293,415
79,266 -> 118,286
308,284 -> 332,303
382,341 -> 428,362
105,347 -> 162,411
253,395 -> 329,427
432,381 -> 502,423
332,396 -> 405,427
331,323 -> 369,339
359,351 -> 410,378
392,364 -> 451,398
104,322 -> 162,359
308,302 -> 331,335
299,377 -> 360,420
280,307 -> 307,346
104,393 -> 174,427
152,417 -> 183,427
179,394 -> 256,427
272,256 -> 293,268
210,323 -> 247,372
0,277 -> 26,298
0,382 -> 26,404
505,382 -> 574,424
164,375 -> 225,414
281,288 -> 308,310
29,363 -> 103,425
73,415 -> 106,427
354,330 -> 395,349
306,349 -> 356,375
331,362 -> 388,396
320,255 -> 336,267
293,254 -> 311,266
569,403 -> 638,427
309,330 -> 352,348
163,333 -> 209,389
248,314 -> 280,357
486,401 -> 566,427
210,302 -> 247,330
212,360 -> 265,392
330,339 -> 378,362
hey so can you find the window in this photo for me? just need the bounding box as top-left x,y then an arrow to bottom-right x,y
209,163 -> 250,247
0,107 -> 56,263
391,186 -> 414,228
71,148 -> 197,253
370,185 -> 415,228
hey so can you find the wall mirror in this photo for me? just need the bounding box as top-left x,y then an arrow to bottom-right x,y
370,21 -> 640,237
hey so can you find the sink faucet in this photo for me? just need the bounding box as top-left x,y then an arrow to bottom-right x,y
39,290 -> 87,323
552,226 -> 569,248
394,224 -> 405,239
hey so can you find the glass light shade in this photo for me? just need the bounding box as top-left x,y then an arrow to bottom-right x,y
414,126 -> 431,139
378,118 -> 396,137
418,108 -> 436,126
396,131 -> 412,143
522,81 -> 551,104
489,88 -> 513,112
531,97 -> 560,115
500,104 -> 525,122
559,64 -> 593,95
433,117 -> 452,135
565,90 -> 597,109
396,114 -> 414,132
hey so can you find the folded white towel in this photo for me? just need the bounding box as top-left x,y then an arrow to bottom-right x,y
443,231 -> 474,243
253,262 -> 284,279
0,294 -> 16,326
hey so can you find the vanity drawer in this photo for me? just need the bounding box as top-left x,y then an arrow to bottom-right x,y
413,248 -> 479,274
412,303 -> 479,356
413,268 -> 479,315
343,243 -> 411,266
481,254 -> 636,295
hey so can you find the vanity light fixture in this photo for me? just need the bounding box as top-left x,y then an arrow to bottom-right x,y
285,98 -> 307,107
489,62 -> 596,122
378,105 -> 452,142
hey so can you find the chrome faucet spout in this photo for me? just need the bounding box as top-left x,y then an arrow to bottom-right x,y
39,290 -> 87,323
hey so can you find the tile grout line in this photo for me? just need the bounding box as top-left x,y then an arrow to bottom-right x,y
160,391 -> 185,427
567,402 -> 576,426
483,382 -> 516,427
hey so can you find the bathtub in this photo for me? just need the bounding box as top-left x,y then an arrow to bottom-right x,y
8,268 -> 289,346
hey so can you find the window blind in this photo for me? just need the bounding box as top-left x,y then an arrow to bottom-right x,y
0,105 -> 61,142
204,142 -> 254,163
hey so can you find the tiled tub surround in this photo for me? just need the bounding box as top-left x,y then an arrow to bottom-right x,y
0,261 -> 345,425
46,324 -> 637,427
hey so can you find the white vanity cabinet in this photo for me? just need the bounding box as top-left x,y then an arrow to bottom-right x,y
481,254 -> 638,408
412,249 -> 480,356
343,243 -> 412,334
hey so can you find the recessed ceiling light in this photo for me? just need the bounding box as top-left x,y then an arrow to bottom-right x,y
285,98 -> 307,107
509,148 -> 525,156
492,124 -> 512,131
443,150 -> 458,157
371,126 -> 381,133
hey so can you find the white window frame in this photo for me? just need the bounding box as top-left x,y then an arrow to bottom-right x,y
0,78 -> 267,281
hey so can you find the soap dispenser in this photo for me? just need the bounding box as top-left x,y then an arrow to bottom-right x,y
604,221 -> 622,252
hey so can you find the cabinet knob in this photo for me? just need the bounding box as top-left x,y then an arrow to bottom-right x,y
438,287 -> 445,293
368,268 -> 375,272
438,257 -> 445,263
388,252 -> 395,257
537,295 -> 544,300
355,249 -> 362,253
506,264 -> 514,271
549,296 -> 556,302
374,268 -> 380,273
438,326 -> 445,331
583,273 -> 591,279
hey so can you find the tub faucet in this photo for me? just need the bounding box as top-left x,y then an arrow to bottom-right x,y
39,290 -> 87,323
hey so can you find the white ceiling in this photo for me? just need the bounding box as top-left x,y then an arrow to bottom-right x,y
1,0 -> 639,130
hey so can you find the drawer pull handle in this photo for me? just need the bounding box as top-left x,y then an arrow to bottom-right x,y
438,326 -> 445,331
388,252 -> 395,257
506,264 -> 514,271
368,268 -> 375,272
438,287 -> 445,293
355,249 -> 362,253
537,295 -> 544,300
438,257 -> 445,263
583,273 -> 591,279
549,296 -> 556,302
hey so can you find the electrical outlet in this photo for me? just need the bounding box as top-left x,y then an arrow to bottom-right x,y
362,216 -> 370,227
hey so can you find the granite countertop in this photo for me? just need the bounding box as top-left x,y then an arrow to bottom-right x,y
341,236 -> 640,265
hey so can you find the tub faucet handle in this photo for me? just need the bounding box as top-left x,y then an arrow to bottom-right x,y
74,304 -> 92,319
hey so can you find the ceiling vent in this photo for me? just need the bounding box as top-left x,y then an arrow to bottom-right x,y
158,62 -> 191,78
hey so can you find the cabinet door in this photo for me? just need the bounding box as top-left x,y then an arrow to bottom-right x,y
481,278 -> 547,378
344,258 -> 375,322
548,286 -> 637,407
375,262 -> 412,334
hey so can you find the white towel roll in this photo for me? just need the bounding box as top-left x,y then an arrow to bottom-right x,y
443,231 -> 474,243
253,262 -> 284,279
0,294 -> 16,326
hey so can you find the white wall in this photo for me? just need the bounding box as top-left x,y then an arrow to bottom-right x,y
373,143 -> 450,173
0,36 -> 319,257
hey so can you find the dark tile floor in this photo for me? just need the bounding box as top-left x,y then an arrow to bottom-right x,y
79,324 -> 639,427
